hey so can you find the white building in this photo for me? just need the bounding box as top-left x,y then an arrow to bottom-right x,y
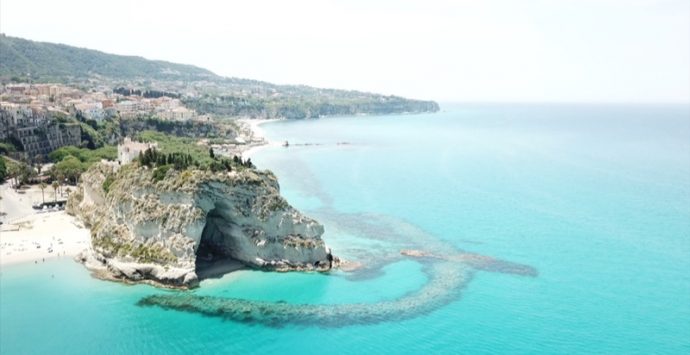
117,137 -> 158,165
75,102 -> 105,121
157,106 -> 194,121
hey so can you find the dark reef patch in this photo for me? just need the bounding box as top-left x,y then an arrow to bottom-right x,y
137,211 -> 537,327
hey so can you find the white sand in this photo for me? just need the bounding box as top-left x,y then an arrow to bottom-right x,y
238,118 -> 283,158
1,182 -> 89,267
0,211 -> 90,266
241,118 -> 280,140
0,119 -> 277,267
0,182 -> 72,221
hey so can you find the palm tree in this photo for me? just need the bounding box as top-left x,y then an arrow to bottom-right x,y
33,155 -> 43,175
52,181 -> 59,203
39,182 -> 47,204
56,172 -> 65,195
7,163 -> 19,189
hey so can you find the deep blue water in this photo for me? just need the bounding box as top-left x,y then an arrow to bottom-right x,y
2,104 -> 689,354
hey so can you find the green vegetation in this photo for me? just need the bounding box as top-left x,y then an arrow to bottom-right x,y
208,157 -> 236,173
138,146 -> 251,174
135,130 -> 247,169
52,155 -> 85,184
114,87 -> 180,99
118,117 -> 234,141
48,145 -> 117,165
93,236 -> 177,264
3,158 -> 35,186
0,142 -> 16,155
135,131 -> 212,166
135,131 -> 254,176
151,164 -> 173,182
48,145 -> 115,184
51,181 -> 59,202
184,94 -> 440,119
140,150 -> 194,170
1,35 -> 439,118
74,113 -> 229,150
0,156 -> 7,183
39,182 -> 47,204
2,136 -> 24,152
130,243 -> 177,264
79,122 -> 107,149
0,35 -> 215,82
102,174 -> 115,193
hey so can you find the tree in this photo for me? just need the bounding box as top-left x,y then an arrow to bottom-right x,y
0,156 -> 7,183
56,171 -> 65,195
53,155 -> 85,185
0,143 -> 16,155
17,162 -> 35,186
209,148 -> 215,159
33,154 -> 43,174
6,159 -> 20,188
39,182 -> 47,204
52,181 -> 59,202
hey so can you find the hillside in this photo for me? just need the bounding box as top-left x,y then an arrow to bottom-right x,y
0,35 -> 216,82
0,35 -> 439,117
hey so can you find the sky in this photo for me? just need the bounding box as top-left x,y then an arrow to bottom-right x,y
1,0 -> 689,103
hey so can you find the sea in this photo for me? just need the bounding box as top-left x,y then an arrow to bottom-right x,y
1,103 -> 689,354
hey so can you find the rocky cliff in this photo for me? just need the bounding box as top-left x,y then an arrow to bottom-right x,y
67,162 -> 334,288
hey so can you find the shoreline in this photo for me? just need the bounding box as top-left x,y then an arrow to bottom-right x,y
1,182 -> 90,267
0,211 -> 90,267
0,119 -> 277,268
237,118 -> 283,159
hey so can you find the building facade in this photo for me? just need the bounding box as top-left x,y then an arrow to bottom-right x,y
0,104 -> 82,157
117,137 -> 158,165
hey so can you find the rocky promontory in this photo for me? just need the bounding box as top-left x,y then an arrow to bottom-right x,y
67,162 -> 335,288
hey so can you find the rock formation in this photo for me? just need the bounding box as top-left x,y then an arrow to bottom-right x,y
67,162 -> 334,288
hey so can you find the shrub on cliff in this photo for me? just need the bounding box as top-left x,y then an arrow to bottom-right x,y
102,174 -> 115,193
152,165 -> 172,182
139,148 -> 196,171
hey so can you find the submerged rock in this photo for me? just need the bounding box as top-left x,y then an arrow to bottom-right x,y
67,162 -> 334,288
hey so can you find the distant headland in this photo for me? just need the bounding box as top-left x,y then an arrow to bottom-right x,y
0,34 -> 440,119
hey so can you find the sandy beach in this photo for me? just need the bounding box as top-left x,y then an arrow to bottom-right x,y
238,118 -> 283,158
0,119 -> 275,267
0,183 -> 89,266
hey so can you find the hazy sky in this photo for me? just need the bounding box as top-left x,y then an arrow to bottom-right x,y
1,0 -> 689,103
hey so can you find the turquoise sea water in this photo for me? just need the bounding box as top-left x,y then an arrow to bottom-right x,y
2,104 -> 690,354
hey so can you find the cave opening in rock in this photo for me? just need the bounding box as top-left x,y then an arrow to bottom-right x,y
194,207 -> 245,280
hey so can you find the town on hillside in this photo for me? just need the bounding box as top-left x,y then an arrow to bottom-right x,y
0,83 -> 204,158
0,81 -> 266,216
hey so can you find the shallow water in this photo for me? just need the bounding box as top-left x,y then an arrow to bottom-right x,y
2,103 -> 689,353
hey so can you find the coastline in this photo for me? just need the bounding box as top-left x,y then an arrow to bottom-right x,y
0,211 -> 90,267
238,118 -> 283,159
0,182 -> 90,267
0,119 -> 276,268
